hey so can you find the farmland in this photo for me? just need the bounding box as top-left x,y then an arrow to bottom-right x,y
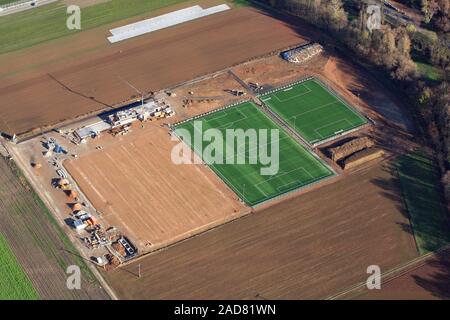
0,5 -> 305,135
0,235 -> 38,300
2,0 -> 440,302
0,157 -> 109,299
396,152 -> 450,254
0,0 -> 16,6
260,78 -> 368,145
104,162 -> 418,299
0,0 -> 190,54
357,247 -> 450,300
174,101 -> 334,206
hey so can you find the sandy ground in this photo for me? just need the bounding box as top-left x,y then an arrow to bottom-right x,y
64,124 -> 248,252
103,162 -> 418,299
0,6 -> 306,135
159,71 -> 252,124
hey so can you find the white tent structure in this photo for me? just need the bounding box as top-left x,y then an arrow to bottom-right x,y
107,4 -> 231,43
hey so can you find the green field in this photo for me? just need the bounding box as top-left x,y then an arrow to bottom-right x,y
174,101 -> 334,206
0,0 -> 16,6
0,234 -> 39,300
0,0 -> 190,54
397,152 -> 450,254
0,0 -> 245,55
260,79 -> 368,145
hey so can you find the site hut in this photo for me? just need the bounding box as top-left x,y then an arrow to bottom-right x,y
74,121 -> 112,142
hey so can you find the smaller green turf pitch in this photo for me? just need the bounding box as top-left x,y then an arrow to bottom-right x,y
174,101 -> 334,206
260,78 -> 367,144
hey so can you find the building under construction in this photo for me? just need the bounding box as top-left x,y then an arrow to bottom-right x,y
74,99 -> 174,141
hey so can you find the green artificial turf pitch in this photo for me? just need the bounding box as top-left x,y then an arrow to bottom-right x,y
174,101 -> 334,206
260,78 -> 368,145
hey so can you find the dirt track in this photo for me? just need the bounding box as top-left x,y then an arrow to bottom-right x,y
0,7 -> 306,135
104,162 -> 418,299
65,124 -> 247,252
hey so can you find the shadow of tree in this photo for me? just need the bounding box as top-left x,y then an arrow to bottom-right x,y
240,1 -> 450,299
412,249 -> 450,299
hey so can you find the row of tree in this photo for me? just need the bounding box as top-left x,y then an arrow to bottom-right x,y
259,0 -> 449,199
403,0 -> 449,31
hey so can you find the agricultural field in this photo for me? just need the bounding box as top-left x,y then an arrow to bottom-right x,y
0,157 -> 109,299
356,247 -> 450,300
396,151 -> 450,254
0,235 -> 38,300
174,101 -> 334,206
260,78 -> 368,145
104,162 -> 418,299
0,4 -> 305,135
0,0 -> 190,54
0,0 -> 16,6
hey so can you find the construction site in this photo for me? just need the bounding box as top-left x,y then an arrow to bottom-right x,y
2,0 -> 446,301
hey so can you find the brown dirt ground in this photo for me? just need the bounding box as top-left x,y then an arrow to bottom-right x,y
103,161 -> 418,300
354,247 -> 450,300
64,124 -> 248,253
0,6 -> 306,135
162,71 -> 250,122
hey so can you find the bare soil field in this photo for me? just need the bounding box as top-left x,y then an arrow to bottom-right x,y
64,124 -> 247,252
0,157 -> 109,299
354,247 -> 450,300
0,6 -> 306,135
104,161 -> 418,299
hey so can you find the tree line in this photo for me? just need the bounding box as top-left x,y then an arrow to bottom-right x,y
258,0 -> 449,200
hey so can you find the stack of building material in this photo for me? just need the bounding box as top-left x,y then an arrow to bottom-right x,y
329,137 -> 374,162
344,149 -> 384,169
281,43 -> 324,64
67,190 -> 79,200
71,203 -> 83,212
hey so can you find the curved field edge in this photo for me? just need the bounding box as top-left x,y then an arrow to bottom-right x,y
396,151 -> 450,254
0,0 -> 245,55
0,234 -> 39,300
